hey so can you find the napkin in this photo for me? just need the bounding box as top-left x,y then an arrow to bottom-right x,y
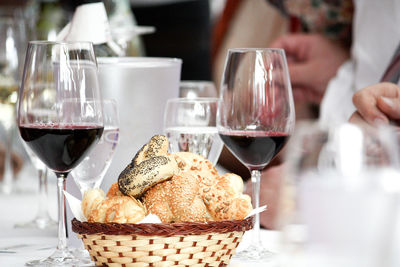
137,213 -> 162,224
245,205 -> 267,219
63,190 -> 86,222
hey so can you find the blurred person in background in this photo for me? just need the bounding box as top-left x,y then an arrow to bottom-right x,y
350,82 -> 400,126
269,0 -> 400,125
269,0 -> 353,119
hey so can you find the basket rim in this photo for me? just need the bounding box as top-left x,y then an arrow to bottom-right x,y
72,216 -> 254,236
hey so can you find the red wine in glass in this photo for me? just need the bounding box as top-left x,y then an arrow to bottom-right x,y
19,124 -> 103,173
217,48 -> 295,260
219,131 -> 289,170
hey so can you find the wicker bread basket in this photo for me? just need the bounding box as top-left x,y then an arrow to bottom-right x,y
72,217 -> 253,267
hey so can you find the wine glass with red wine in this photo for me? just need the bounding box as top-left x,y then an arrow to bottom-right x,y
17,41 -> 104,266
217,48 -> 295,260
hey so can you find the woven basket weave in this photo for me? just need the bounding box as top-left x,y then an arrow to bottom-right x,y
72,217 -> 253,267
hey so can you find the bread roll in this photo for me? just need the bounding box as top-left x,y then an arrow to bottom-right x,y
143,173 -> 213,223
171,152 -> 219,187
143,153 -> 253,222
88,196 -> 146,224
118,155 -> 179,197
132,135 -> 169,166
107,182 -> 123,198
82,188 -> 146,224
82,188 -> 105,219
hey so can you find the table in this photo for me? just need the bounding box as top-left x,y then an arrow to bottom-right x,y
0,177 -> 280,267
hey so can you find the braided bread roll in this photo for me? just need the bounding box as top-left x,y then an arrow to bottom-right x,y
143,153 -> 253,223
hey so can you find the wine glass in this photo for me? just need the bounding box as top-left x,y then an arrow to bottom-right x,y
0,17 -> 27,194
217,48 -> 295,260
279,121 -> 400,267
17,41 -> 104,266
71,98 -> 119,194
164,97 -> 223,164
69,99 -> 118,264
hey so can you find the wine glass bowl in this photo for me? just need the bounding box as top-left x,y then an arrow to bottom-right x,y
164,97 -> 223,165
17,41 -> 104,266
19,100 -> 103,173
217,48 -> 295,260
71,99 -> 119,195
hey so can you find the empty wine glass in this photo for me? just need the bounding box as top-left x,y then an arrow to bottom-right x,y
217,48 -> 295,260
179,80 -> 218,98
69,99 -> 118,264
17,41 -> 104,266
164,98 -> 223,164
279,121 -> 400,267
71,99 -> 119,195
0,17 -> 27,194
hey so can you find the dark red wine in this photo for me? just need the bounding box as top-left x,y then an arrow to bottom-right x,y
19,124 -> 104,173
219,131 -> 289,170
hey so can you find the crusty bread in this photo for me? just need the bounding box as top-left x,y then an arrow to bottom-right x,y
171,152 -> 219,187
82,188 -> 105,219
82,188 -> 146,224
106,182 -> 123,198
118,155 -> 179,198
143,152 -> 253,223
132,135 -> 169,166
143,173 -> 213,223
202,173 -> 252,221
86,137 -> 252,224
89,196 -> 146,224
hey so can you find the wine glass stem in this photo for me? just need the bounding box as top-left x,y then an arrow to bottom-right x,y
56,173 -> 68,251
2,131 -> 13,194
37,168 -> 49,219
251,169 -> 262,247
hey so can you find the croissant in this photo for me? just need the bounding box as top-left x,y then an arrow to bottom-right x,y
82,188 -> 146,224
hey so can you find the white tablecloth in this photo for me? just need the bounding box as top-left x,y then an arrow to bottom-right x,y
0,180 -> 280,267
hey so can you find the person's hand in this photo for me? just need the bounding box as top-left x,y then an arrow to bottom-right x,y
349,82 -> 400,125
244,164 -> 284,229
270,34 -> 350,104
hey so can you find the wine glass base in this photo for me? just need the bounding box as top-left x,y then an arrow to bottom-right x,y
70,247 -> 93,266
0,182 -> 14,195
15,216 -> 57,230
234,244 -> 275,261
25,248 -> 79,266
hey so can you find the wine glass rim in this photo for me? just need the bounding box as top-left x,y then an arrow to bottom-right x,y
28,40 -> 94,46
228,48 -> 285,53
167,97 -> 220,104
51,97 -> 116,105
